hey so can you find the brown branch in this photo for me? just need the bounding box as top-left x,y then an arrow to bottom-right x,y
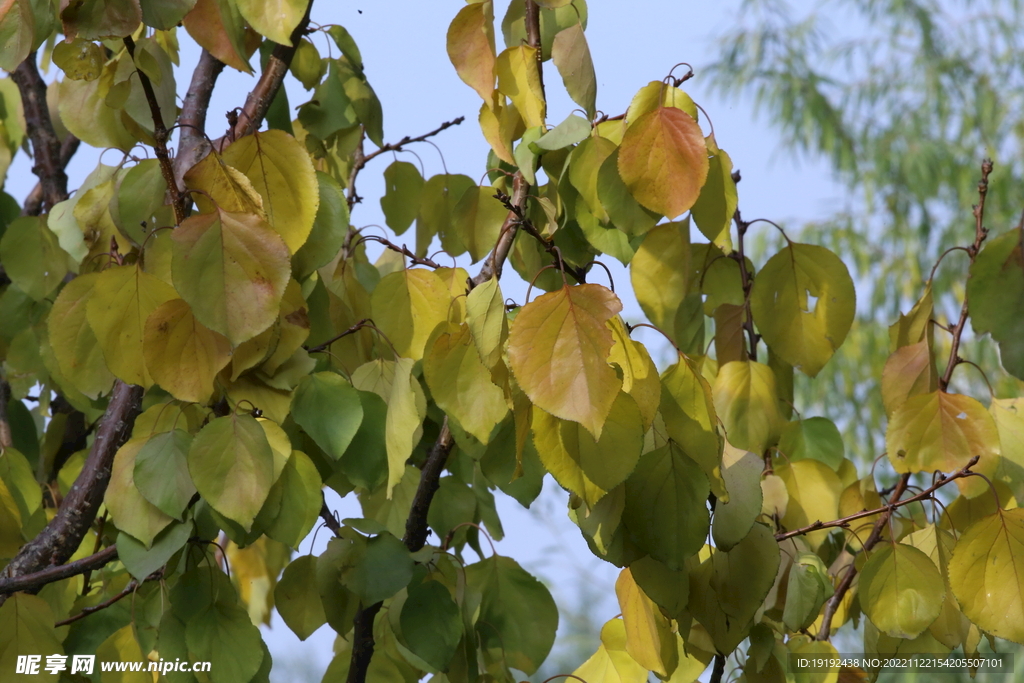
306,319 -> 371,354
54,566 -> 164,627
318,497 -> 343,536
470,173 -> 531,288
22,135 -> 80,217
731,206 -> 759,360
0,378 -> 11,452
123,36 -> 185,225
230,0 -> 314,142
10,53 -> 69,212
710,654 -> 726,683
346,421 -> 455,683
524,1 -> 544,98
492,188 -> 587,284
360,235 -> 443,270
173,49 -> 225,192
0,381 -> 142,604
939,159 -> 992,392
776,455 -> 980,542
0,545 -> 117,596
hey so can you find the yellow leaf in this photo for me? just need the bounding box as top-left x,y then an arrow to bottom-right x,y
171,208 -> 292,346
607,316 -> 660,431
618,106 -> 708,219
627,81 -> 698,122
261,278 -> 311,375
860,543 -> 945,639
496,45 -> 545,129
384,358 -> 426,498
466,276 -> 508,368
569,135 -> 617,223
478,92 -> 525,165
49,273 -> 115,399
775,458 -> 842,549
86,264 -> 178,387
572,618 -> 649,683
881,339 -> 937,416
615,568 -> 678,677
424,323 -> 509,444
886,391 -> 1000,498
370,268 -> 452,361
183,148 -> 266,216
234,0 -> 306,46
509,283 -> 623,439
949,509 -> 1024,644
222,130 -> 320,252
713,360 -> 783,454
144,298 -> 232,404
446,1 -> 495,100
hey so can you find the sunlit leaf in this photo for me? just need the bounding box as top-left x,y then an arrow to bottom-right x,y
446,0 -> 495,100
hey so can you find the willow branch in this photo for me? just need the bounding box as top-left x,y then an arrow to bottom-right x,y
230,0 -> 314,142
346,421 -> 455,683
777,455 -> 980,542
0,545 -> 117,596
173,49 -> 225,191
0,382 -> 142,604
10,53 -> 68,212
22,135 -> 80,217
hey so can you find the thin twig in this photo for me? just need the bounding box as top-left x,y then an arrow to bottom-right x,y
123,36 -> 186,224
492,189 -> 587,284
360,235 -> 444,269
318,496 -> 342,537
0,545 -> 118,596
306,319 -> 371,354
0,379 -> 12,451
54,567 -> 164,627
731,207 -> 759,360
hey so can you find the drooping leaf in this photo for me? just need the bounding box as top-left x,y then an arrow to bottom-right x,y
615,568 -> 678,677
133,429 -> 195,520
509,283 -> 622,438
713,442 -> 764,550
967,228 -> 1024,379
452,185 -> 509,263
774,458 -> 841,549
496,45 -> 546,129
291,372 -> 363,459
860,543 -> 945,639
690,137 -> 737,245
260,450 -> 321,548
0,594 -> 64,678
380,161 -> 423,236
234,0 -> 305,46
383,358 -> 427,497
465,276 -> 507,368
660,356 -> 723,494
713,360 -> 784,454
182,0 -> 259,73
60,0 -> 141,40
143,298 -> 232,404
370,268 -> 452,360
105,438 -> 175,547
185,600 -> 265,683
171,208 -> 291,345
418,173 -> 475,257
571,618 -> 648,683
400,579 -> 464,671
881,339 -> 938,416
187,413 -> 275,531
778,417 -> 845,470
48,272 -> 115,399
551,22 -> 596,117
0,216 -> 67,301
606,316 -> 660,431
630,219 -> 691,335
446,0 -> 496,100
749,243 -> 856,377
618,106 -> 708,219
274,555 -> 325,641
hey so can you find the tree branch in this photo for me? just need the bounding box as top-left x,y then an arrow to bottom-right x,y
229,0 -> 314,143
731,203 -> 760,361
54,565 -> 164,627
0,545 -> 117,596
0,378 -> 12,452
491,188 -> 587,284
0,381 -> 142,604
22,134 -> 80,217
346,421 -> 455,683
469,172 -> 530,288
777,455 -> 979,542
710,654 -> 726,683
173,49 -> 225,192
10,53 -> 68,212
123,36 -> 186,225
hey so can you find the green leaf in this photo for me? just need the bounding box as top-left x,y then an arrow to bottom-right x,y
629,555 -> 688,618
886,391 -> 1000,498
778,417 -> 845,470
133,429 -> 195,520
618,106 -> 708,219
140,0 -> 197,30
187,413 -> 275,531
0,594 -> 64,679
465,276 -> 507,368
713,360 -> 784,454
115,159 -> 170,246
105,438 -> 175,547
259,450 -> 322,548
185,601 -> 265,683
171,208 -> 291,346
370,268 -> 452,360
221,129 -> 320,253
860,543 -> 945,639
782,552 -> 833,632
117,521 -> 191,581
452,185 -> 509,263
967,228 -> 1024,379
0,216 -> 68,301
338,390 -> 388,490
419,173 -> 475,257
400,579 -> 464,671
712,443 -> 764,550
315,539 -> 360,634
60,0 -> 141,41
234,0 -> 305,46
949,509 -> 1024,644
446,0 -> 496,100
48,272 -> 115,399
509,283 -> 623,439
598,149 -> 660,238
327,25 -> 361,67
551,22 -> 597,118
623,442 -> 709,569
533,114 -> 591,152
289,38 -> 323,90
293,172 -> 348,278
291,372 -> 364,459
340,532 -> 415,604
690,138 -> 737,246
274,555 -> 326,641
749,243 -> 856,377
380,161 -> 423,236
660,356 -> 724,496
569,134 -> 616,222
630,220 -> 691,334
466,555 -> 558,675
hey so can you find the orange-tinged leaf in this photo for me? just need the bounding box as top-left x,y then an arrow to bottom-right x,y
496,45 -> 545,129
182,0 -> 259,73
886,391 -> 1000,498
881,339 -> 937,416
446,0 -> 496,101
618,106 -> 709,219
509,283 -> 622,439
171,209 -> 291,345
144,298 -> 232,404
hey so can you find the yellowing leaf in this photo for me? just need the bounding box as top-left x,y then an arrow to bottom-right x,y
618,106 -> 708,219
569,135 -> 617,223
478,92 -> 524,165
171,208 -> 291,345
222,130 -> 319,253
188,413 -> 275,531
0,595 -> 64,679
183,148 -> 265,216
424,323 -> 508,444
105,438 -> 175,547
370,268 -> 452,360
616,568 -> 678,677
690,139 -> 737,246
713,360 -> 783,454
949,509 -> 1024,644
572,618 -> 648,683
182,0 -> 259,73
385,358 -> 427,497
886,391 -> 1000,498
234,0 -> 305,46
749,244 -> 856,377
881,339 -> 937,416
630,220 -> 691,334
49,272 -> 115,399
509,283 -> 623,439
860,543 -> 945,639
446,0 -> 495,100
466,276 -> 507,368
496,45 -> 545,129
607,316 -> 660,431
552,22 -> 596,118
660,357 -> 724,495
452,185 -> 509,263
626,81 -> 698,122
86,263 -> 178,387
144,299 -> 231,403
775,458 -> 841,549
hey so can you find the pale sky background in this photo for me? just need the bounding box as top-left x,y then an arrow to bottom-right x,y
3,1 -> 847,680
